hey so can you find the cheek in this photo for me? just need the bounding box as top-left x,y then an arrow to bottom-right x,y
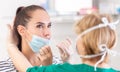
38,29 -> 51,38
76,46 -> 83,55
28,28 -> 42,36
23,29 -> 33,42
26,34 -> 32,42
36,32 -> 44,37
48,31 -> 51,36
76,41 -> 85,55
78,47 -> 85,55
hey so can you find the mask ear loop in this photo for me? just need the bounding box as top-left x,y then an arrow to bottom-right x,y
94,51 -> 107,71
94,27 -> 109,71
94,17 -> 118,71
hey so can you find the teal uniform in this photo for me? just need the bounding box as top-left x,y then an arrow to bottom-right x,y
27,63 -> 119,72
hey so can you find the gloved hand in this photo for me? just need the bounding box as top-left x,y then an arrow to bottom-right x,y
56,38 -> 73,62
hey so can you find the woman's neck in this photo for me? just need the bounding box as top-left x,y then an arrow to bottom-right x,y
21,39 -> 42,66
21,39 -> 35,60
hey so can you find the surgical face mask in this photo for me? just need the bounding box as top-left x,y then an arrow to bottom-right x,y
28,35 -> 50,53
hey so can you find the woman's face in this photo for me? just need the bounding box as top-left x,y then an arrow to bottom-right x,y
25,9 -> 51,40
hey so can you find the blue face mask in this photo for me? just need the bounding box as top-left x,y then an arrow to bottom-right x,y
28,35 -> 50,53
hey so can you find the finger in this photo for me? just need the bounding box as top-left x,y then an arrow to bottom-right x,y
62,52 -> 69,58
60,42 -> 69,53
60,43 -> 71,61
36,53 -> 41,61
46,46 -> 53,56
44,46 -> 51,53
66,37 -> 72,44
36,53 -> 47,62
60,39 -> 71,49
62,39 -> 73,55
62,41 -> 69,48
42,47 -> 49,54
63,38 -> 72,49
39,49 -> 46,56
62,41 -> 70,50
58,47 -> 64,54
58,41 -> 70,55
37,50 -> 48,59
63,39 -> 71,47
56,42 -> 65,54
40,46 -> 50,55
43,46 -> 53,58
46,51 -> 52,59
57,42 -> 70,61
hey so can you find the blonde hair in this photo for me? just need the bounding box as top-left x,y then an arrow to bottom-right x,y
75,13 -> 116,56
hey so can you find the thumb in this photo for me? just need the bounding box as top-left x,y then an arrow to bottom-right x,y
56,43 -> 65,55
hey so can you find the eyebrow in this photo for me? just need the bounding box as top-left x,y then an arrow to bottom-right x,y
36,22 -> 51,25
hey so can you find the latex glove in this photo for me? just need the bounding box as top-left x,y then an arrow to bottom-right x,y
56,38 -> 72,62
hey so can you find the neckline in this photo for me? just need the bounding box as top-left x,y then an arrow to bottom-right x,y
81,63 -> 112,70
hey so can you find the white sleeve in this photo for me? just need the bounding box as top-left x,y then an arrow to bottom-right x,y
0,57 -> 17,72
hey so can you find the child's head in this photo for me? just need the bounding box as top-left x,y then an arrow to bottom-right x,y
75,13 -> 117,62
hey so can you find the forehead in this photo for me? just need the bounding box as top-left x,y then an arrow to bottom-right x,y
29,9 -> 50,24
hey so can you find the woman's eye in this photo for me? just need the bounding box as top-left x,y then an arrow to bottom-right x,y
36,25 -> 43,28
48,24 -> 51,28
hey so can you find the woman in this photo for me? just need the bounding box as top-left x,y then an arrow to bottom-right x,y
8,13 -> 120,72
3,5 -> 71,72
13,5 -> 56,66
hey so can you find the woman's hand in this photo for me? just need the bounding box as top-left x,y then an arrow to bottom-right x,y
36,46 -> 53,66
56,38 -> 72,62
7,24 -> 18,46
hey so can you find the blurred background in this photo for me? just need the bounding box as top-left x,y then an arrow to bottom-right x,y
0,0 -> 120,70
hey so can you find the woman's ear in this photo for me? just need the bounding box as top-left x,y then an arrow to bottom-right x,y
17,25 -> 32,41
17,25 -> 26,37
76,38 -> 85,55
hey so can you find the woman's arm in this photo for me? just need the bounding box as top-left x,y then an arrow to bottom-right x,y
7,24 -> 32,72
8,45 -> 32,72
7,24 -> 53,71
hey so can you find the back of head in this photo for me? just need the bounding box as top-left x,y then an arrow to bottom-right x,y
75,13 -> 116,56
